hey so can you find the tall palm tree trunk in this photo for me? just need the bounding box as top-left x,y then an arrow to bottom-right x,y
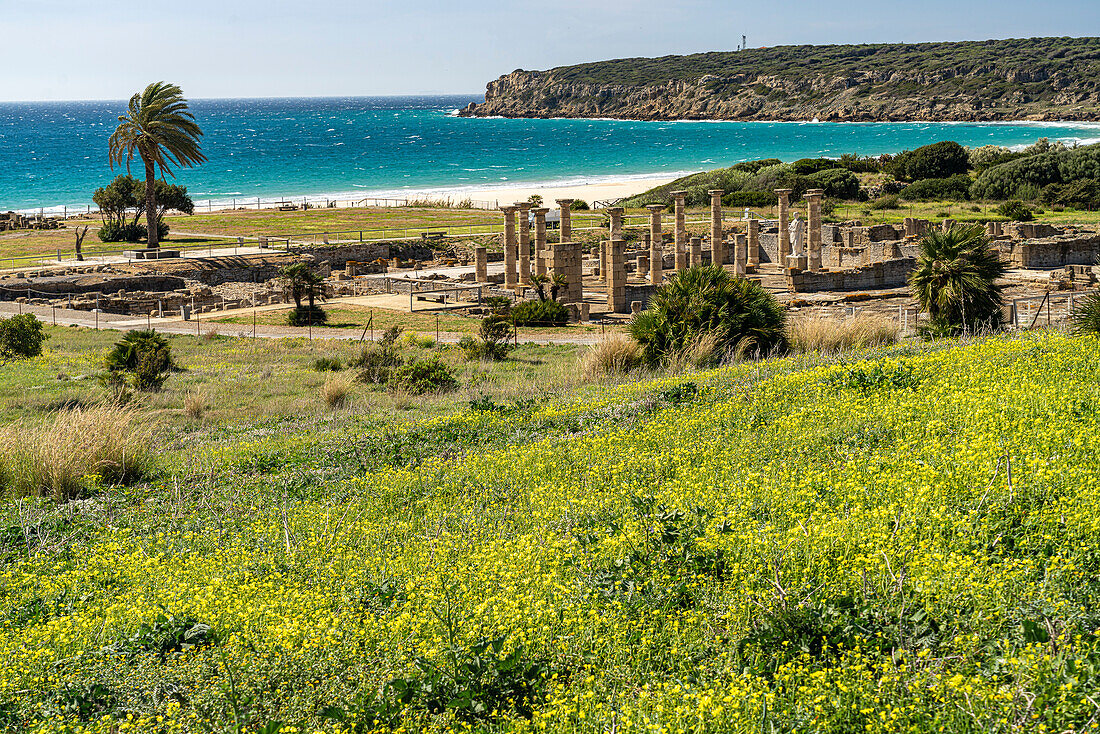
143,154 -> 159,249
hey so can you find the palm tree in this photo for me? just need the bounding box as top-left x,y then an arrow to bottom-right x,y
909,225 -> 1006,335
108,82 -> 205,249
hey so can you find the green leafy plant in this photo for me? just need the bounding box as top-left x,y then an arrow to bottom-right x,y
511,299 -> 569,327
0,314 -> 47,360
826,362 -> 919,391
355,326 -> 403,383
629,265 -> 787,366
1071,291 -> 1100,336
311,356 -> 343,371
104,329 -> 175,390
909,225 -> 1006,335
459,316 -> 512,361
280,262 -> 327,326
997,200 -> 1034,221
388,358 -> 457,395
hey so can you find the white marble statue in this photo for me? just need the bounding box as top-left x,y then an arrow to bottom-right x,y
789,214 -> 806,256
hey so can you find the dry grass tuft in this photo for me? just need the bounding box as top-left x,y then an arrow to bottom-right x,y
183,391 -> 206,420
321,374 -> 353,410
665,331 -> 724,372
581,334 -> 644,378
788,313 -> 900,354
0,404 -> 151,500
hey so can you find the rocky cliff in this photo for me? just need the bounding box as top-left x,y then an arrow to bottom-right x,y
460,38 -> 1100,122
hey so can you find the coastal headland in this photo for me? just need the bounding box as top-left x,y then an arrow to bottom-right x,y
460,37 -> 1100,122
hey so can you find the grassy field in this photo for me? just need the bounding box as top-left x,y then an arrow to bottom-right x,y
3,327 -> 1100,732
0,228 -> 241,265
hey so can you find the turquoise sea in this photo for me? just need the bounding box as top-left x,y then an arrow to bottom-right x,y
3,95 -> 1100,212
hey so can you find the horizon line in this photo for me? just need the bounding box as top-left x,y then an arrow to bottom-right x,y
0,92 -> 485,105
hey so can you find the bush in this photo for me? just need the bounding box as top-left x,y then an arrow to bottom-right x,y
909,225 -> 1005,334
971,142 -> 1100,200
288,306 -> 327,326
0,314 -> 47,360
570,199 -> 589,211
837,153 -> 883,173
628,265 -> 787,367
105,330 -> 174,391
484,296 -> 512,316
0,404 -> 150,500
459,316 -> 512,361
732,158 -> 782,173
899,175 -> 972,201
511,299 -> 569,327
807,168 -> 861,200
400,332 -> 436,349
581,334 -> 644,377
888,141 -> 970,182
355,327 -> 403,384
96,222 -> 168,243
788,314 -> 900,354
791,158 -> 840,175
388,358 -> 457,395
722,191 -> 773,208
870,195 -> 901,210
312,356 -> 343,371
996,200 -> 1033,221
1042,179 -> 1100,209
1071,291 -> 1100,336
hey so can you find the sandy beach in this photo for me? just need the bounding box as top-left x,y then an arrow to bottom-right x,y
456,175 -> 678,208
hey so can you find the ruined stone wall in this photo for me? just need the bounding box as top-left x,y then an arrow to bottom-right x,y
1007,233 -> 1100,268
787,257 -> 916,293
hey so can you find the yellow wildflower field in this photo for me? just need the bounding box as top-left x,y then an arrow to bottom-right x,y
3,332 -> 1100,732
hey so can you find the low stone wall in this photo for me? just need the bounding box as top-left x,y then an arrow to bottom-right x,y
787,257 -> 916,293
1005,233 -> 1100,268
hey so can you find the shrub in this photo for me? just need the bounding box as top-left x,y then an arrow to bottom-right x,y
837,153 -> 883,173
388,358 -> 457,395
996,200 -> 1033,221
722,191 -> 773,208
288,306 -> 327,326
400,331 -> 436,349
788,314 -> 900,354
791,158 -> 840,175
870,195 -> 901,210
629,265 -> 787,367
570,199 -> 589,211
1043,179 -> 1100,209
971,142 -> 1100,200
581,334 -> 644,377
0,314 -> 47,360
899,175 -> 972,201
460,316 -> 512,361
1071,291 -> 1100,336
96,222 -> 167,243
105,330 -> 174,391
969,144 -> 1023,172
732,158 -> 782,173
806,168 -> 861,199
909,225 -> 1006,334
0,404 -> 150,500
355,327 -> 403,384
312,356 -> 343,371
888,141 -> 970,182
512,299 -> 569,327
484,296 -> 512,316
321,374 -> 353,409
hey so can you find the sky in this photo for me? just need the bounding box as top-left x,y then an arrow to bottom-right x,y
2,0 -> 1099,102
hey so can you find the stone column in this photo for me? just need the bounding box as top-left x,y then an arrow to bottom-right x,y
646,204 -> 664,285
672,191 -> 688,271
805,189 -> 823,272
501,205 -> 517,290
775,189 -> 792,264
636,254 -> 649,276
607,239 -> 627,314
533,207 -> 548,279
515,202 -> 533,288
747,218 -> 760,267
709,190 -> 725,266
734,233 -> 747,276
556,199 -> 573,243
690,236 -> 702,268
608,207 -> 624,240
474,246 -> 488,283
599,239 -> 608,283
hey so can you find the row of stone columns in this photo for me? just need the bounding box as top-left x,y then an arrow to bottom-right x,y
497,198 -> 577,290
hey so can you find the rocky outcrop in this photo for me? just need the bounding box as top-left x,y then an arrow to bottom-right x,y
460,39 -> 1100,122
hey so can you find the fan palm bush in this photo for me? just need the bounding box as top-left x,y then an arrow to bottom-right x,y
628,265 -> 787,367
108,82 -> 205,249
1071,290 -> 1100,336
909,224 -> 1006,336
